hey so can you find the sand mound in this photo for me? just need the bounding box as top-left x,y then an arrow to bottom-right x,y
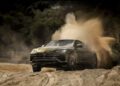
0,63 -> 32,72
0,64 -> 119,86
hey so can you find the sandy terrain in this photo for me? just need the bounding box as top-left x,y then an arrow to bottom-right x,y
0,63 -> 119,86
0,63 -> 32,72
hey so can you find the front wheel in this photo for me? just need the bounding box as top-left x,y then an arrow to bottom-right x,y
32,63 -> 41,72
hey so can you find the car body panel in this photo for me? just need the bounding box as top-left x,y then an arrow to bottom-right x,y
30,40 -> 97,71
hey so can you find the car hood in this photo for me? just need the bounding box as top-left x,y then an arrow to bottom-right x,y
30,46 -> 73,54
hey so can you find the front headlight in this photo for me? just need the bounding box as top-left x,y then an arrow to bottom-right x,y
55,49 -> 67,53
30,49 -> 37,54
61,49 -> 67,53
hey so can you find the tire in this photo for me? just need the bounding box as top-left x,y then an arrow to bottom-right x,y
32,63 -> 41,72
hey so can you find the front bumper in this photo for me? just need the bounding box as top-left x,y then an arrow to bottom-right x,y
30,53 -> 72,70
30,53 -> 97,70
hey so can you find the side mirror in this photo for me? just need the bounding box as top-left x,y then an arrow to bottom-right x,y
76,44 -> 82,48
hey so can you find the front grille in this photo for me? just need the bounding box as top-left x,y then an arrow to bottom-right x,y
30,54 -> 65,63
31,53 -> 59,57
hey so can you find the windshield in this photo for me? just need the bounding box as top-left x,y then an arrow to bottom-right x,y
45,40 -> 74,47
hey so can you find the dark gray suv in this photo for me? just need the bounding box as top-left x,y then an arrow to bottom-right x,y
30,40 -> 97,72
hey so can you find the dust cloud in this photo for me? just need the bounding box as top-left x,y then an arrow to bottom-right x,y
0,29 -> 31,63
52,13 -> 115,68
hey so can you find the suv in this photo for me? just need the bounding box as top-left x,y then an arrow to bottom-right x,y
30,40 -> 97,72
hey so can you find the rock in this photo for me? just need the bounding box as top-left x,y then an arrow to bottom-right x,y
41,67 -> 57,72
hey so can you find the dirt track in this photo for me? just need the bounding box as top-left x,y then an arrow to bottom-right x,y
0,63 -> 32,72
0,63 -> 119,86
